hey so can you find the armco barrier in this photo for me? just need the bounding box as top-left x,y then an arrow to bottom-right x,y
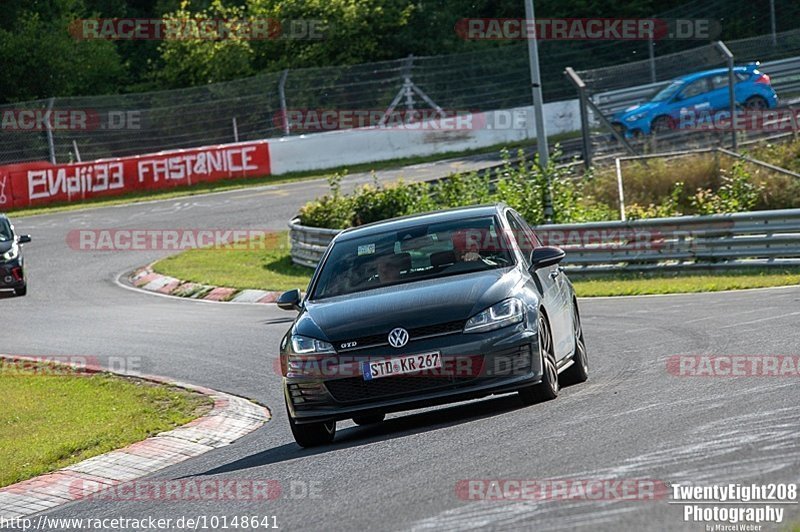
0,141 -> 270,210
289,208 -> 800,274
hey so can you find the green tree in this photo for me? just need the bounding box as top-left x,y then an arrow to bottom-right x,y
154,1 -> 255,88
0,1 -> 125,102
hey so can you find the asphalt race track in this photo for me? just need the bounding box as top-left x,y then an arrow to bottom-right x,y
4,166 -> 800,531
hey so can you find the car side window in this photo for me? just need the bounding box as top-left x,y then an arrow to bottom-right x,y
710,74 -> 729,90
679,78 -> 709,100
505,211 -> 536,267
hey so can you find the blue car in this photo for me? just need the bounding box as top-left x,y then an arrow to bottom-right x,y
612,64 -> 778,137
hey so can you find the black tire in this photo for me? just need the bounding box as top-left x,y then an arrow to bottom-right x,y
651,115 -> 673,135
352,413 -> 385,426
287,404 -> 336,448
14,285 -> 27,297
519,311 -> 559,405
560,300 -> 588,386
744,96 -> 768,110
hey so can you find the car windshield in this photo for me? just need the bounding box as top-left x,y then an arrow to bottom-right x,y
311,215 -> 515,299
651,80 -> 684,102
0,219 -> 12,242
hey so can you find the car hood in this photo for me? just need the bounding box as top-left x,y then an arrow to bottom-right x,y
615,102 -> 659,120
295,268 -> 522,342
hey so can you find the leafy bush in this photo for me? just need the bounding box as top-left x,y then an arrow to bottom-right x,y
690,162 -> 761,215
297,143 -> 798,230
351,180 -> 436,226
297,173 -> 354,229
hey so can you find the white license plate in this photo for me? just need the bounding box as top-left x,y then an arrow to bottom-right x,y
362,352 -> 441,381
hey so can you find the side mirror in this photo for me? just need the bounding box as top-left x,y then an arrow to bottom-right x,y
530,246 -> 565,270
277,289 -> 302,311
18,235 -> 31,244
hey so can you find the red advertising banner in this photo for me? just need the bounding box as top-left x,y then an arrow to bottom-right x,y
0,141 -> 271,210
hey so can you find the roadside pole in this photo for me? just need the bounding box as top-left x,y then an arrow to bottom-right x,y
524,0 -> 553,223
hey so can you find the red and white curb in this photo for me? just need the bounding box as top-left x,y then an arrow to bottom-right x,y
129,265 -> 287,304
0,355 -> 270,520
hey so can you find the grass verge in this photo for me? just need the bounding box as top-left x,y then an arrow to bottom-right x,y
0,361 -> 212,488
152,232 -> 800,297
154,232 -> 311,292
571,269 -> 800,297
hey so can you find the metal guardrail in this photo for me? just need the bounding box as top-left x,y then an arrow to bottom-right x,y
289,208 -> 800,274
591,56 -> 800,117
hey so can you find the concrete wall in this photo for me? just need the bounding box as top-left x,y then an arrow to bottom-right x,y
269,99 -> 580,175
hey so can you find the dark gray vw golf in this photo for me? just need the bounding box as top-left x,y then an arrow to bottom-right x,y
277,204 -> 588,447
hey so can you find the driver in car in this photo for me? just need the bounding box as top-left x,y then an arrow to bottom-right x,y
375,253 -> 404,283
451,229 -> 499,266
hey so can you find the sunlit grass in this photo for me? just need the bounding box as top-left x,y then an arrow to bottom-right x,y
0,361 -> 211,487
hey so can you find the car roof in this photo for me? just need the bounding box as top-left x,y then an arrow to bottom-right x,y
335,204 -> 505,241
676,66 -> 751,83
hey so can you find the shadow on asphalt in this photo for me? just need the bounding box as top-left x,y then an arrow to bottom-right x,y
192,394 -> 529,476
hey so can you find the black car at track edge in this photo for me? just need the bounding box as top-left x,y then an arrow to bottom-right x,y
277,204 -> 588,447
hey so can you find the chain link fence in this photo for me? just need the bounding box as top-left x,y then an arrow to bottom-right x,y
2,0 -> 800,166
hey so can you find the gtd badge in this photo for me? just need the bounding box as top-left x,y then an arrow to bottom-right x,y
388,328 -> 409,348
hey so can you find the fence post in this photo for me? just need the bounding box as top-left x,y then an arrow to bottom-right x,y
232,117 -> 239,142
615,158 -> 627,221
72,140 -> 81,162
279,69 -> 290,135
46,97 -> 56,164
564,67 -> 592,169
648,37 -> 656,84
404,55 -> 415,112
770,0 -> 777,47
789,104 -> 798,140
714,41 -> 737,151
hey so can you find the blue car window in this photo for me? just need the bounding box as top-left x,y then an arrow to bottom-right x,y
710,75 -> 729,90
679,78 -> 709,100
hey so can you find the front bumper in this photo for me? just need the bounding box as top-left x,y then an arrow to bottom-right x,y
284,323 -> 542,424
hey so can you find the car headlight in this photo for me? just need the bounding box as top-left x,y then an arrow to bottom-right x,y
625,112 -> 646,122
464,298 -> 524,333
1,244 -> 19,262
290,334 -> 336,355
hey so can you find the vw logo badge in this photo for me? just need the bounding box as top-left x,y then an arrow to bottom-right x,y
388,327 -> 409,348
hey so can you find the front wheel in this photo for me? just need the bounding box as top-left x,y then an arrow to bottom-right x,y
287,404 -> 336,448
519,312 -> 559,405
651,115 -> 673,135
